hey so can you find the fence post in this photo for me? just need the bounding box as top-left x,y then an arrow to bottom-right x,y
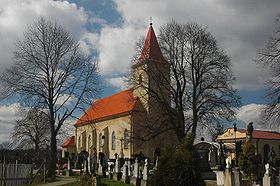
15,159 -> 18,186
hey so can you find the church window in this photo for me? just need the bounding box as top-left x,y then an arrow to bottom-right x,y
88,135 -> 91,150
78,136 -> 81,148
99,133 -> 102,151
112,131 -> 116,150
124,129 -> 129,149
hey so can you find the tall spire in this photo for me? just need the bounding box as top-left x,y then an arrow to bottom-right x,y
137,23 -> 166,64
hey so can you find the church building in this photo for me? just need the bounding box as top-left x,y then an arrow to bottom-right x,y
73,23 -> 177,159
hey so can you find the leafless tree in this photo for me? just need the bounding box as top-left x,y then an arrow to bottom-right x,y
0,141 -> 13,150
12,108 -> 50,152
257,14 -> 280,124
0,17 -> 99,178
131,21 -> 239,142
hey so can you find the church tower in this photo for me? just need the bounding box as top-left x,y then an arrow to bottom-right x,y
131,23 -> 176,158
132,23 -> 170,114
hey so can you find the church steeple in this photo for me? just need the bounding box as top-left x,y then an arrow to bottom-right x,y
132,23 -> 170,112
137,24 -> 166,64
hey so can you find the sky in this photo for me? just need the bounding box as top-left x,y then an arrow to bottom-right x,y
0,0 -> 279,143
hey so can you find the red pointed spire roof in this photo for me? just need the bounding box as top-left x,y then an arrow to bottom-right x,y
136,23 -> 166,65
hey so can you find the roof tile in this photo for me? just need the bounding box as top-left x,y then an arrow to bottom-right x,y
61,136 -> 75,148
75,89 -> 144,126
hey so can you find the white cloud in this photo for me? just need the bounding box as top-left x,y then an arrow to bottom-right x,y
94,0 -> 280,90
0,0 -> 90,71
234,103 -> 277,130
0,103 -> 22,143
0,0 -> 96,144
89,17 -> 107,25
79,32 -> 100,55
106,76 -> 128,91
55,94 -> 77,106
97,25 -> 145,75
236,104 -> 265,124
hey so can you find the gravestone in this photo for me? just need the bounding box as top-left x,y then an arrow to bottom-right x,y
224,169 -> 234,186
263,163 -> 272,186
143,159 -> 148,180
214,170 -> 224,186
141,159 -> 152,186
128,160 -> 132,177
122,160 -> 130,184
131,158 -> 141,186
113,155 -> 122,181
233,167 -> 241,186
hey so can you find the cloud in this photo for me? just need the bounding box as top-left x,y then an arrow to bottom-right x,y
0,0 -> 90,72
2,0 -> 278,91
0,0 -> 97,144
0,103 -> 22,143
89,17 -> 107,25
235,103 -> 270,129
97,25 -> 145,75
106,76 -> 128,91
94,0 -> 280,90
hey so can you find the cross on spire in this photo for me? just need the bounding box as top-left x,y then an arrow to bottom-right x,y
150,17 -> 153,26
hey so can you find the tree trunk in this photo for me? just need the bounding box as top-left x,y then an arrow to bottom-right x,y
48,125 -> 57,180
35,143 -> 40,161
191,100 -> 198,139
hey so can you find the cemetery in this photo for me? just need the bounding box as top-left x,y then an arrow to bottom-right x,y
58,20 -> 280,186
59,122 -> 280,186
1,1 -> 280,185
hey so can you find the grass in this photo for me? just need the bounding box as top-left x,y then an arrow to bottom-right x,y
62,176 -> 134,186
100,178 -> 134,186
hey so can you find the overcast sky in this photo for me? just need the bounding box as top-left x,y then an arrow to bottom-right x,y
0,0 -> 279,143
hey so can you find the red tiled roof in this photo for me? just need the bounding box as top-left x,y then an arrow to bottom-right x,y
238,128 -> 280,140
61,136 -> 75,148
134,24 -> 166,66
75,89 -> 144,126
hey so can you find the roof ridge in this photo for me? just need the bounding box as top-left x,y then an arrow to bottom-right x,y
94,89 -> 134,103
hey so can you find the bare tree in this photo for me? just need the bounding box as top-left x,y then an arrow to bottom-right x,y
0,17 -> 99,178
257,14 -> 280,124
12,108 -> 50,152
0,141 -> 13,150
131,21 -> 239,142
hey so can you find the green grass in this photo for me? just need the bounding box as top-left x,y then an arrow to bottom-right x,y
62,176 -> 134,186
99,178 -> 134,186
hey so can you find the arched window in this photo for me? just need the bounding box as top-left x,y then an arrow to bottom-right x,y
124,129 -> 129,149
112,131 -> 116,150
88,135 -> 91,150
99,133 -> 102,151
78,136 -> 81,148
